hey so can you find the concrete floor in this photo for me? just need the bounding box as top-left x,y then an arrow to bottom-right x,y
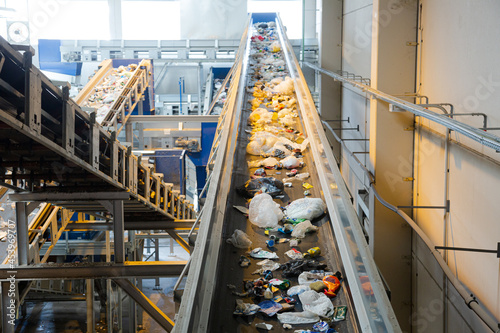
14,238 -> 189,332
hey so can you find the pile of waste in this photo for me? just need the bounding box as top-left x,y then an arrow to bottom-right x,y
225,21 -> 348,332
82,64 -> 138,123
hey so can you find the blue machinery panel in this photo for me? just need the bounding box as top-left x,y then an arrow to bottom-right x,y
38,39 -> 82,76
153,123 -> 216,198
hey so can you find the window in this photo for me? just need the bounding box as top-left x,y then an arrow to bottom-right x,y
122,1 -> 180,40
247,0 -> 303,39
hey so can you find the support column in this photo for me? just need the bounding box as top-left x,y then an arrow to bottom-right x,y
86,279 -> 95,333
16,202 -> 29,266
317,0 -> 343,156
368,0 -> 418,330
113,200 -> 125,264
2,281 -> 15,333
108,0 -> 123,40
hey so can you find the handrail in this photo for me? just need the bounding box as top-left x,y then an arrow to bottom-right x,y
321,120 -> 500,332
305,62 -> 500,152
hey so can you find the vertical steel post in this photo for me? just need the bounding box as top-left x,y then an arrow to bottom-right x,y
154,238 -> 161,290
15,202 -> 29,266
86,279 -> 95,333
113,200 -> 125,264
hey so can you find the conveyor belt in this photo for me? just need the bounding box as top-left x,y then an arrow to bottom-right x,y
75,58 -> 153,134
175,14 -> 401,333
0,38 -> 194,221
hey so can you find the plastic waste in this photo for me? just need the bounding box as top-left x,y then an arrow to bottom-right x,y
323,272 -> 342,297
281,155 -> 302,169
298,290 -> 335,317
226,229 -> 252,249
248,193 -> 283,228
264,288 -> 273,299
239,256 -> 251,267
255,323 -> 273,330
277,310 -> 319,324
233,299 -> 260,316
312,321 -> 330,332
248,157 -> 280,168
285,248 -> 303,260
304,247 -> 321,258
298,271 -> 331,286
256,259 -> 280,271
258,300 -> 282,316
233,205 -> 249,215
237,177 -> 284,198
281,259 -> 327,277
290,220 -> 318,239
289,239 -> 300,247
285,198 -> 326,220
286,284 -> 310,296
333,305 -> 348,321
250,248 -> 279,259
310,281 -> 328,292
283,324 -> 292,329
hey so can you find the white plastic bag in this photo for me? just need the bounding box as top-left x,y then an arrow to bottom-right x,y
285,198 -> 326,220
277,311 -> 319,324
290,220 -> 318,239
285,249 -> 303,260
249,193 -> 283,228
298,290 -> 335,317
250,247 -> 279,259
287,285 -> 310,296
298,271 -> 332,286
281,156 -> 301,169
226,229 -> 252,249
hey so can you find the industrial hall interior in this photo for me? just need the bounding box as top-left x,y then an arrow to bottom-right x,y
0,0 -> 498,332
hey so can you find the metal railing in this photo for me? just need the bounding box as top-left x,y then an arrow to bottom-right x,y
311,64 -> 500,331
304,62 -> 500,152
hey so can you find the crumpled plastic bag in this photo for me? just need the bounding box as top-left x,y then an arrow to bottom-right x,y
248,193 -> 283,228
290,220 -> 318,239
237,177 -> 284,198
298,290 -> 335,317
226,229 -> 252,249
248,108 -> 273,125
249,248 -> 279,259
298,271 -> 332,286
273,77 -> 294,95
248,157 -> 279,168
277,310 -> 319,324
285,198 -> 326,220
246,131 -> 279,155
281,155 -> 302,169
252,259 -> 280,274
233,299 -> 260,315
270,41 -> 281,53
286,284 -> 310,296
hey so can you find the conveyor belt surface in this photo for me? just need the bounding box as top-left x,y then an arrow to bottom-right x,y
207,21 -> 358,333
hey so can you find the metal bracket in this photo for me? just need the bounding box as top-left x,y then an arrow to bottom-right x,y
329,125 -> 360,131
435,242 -> 500,258
398,200 -> 450,213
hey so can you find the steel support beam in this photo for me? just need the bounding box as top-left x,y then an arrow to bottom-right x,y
113,200 -> 125,263
64,220 -> 196,231
86,279 -> 95,333
16,202 -> 29,265
113,278 -> 174,332
128,115 -> 220,123
10,192 -> 130,202
0,261 -> 187,281
166,230 -> 191,254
